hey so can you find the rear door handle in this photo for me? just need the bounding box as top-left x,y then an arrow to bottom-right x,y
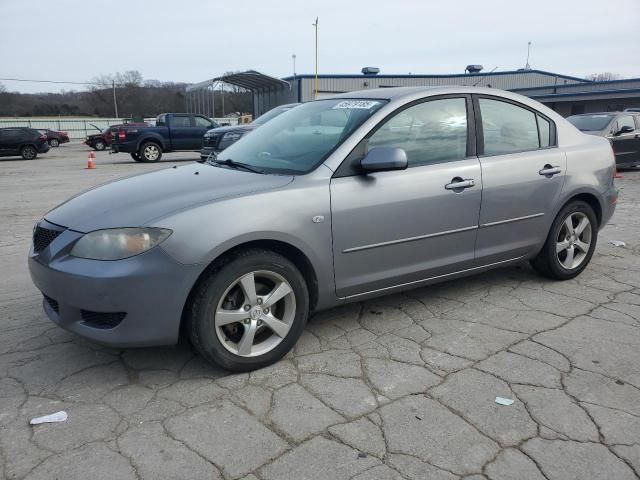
445,178 -> 475,191
539,165 -> 561,177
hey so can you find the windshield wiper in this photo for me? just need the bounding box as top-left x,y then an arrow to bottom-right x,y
213,158 -> 264,174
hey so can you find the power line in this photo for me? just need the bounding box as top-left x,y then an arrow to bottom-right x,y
0,77 -> 131,87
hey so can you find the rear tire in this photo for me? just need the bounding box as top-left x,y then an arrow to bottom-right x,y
530,200 -> 597,280
49,138 -> 59,147
21,145 -> 37,160
187,249 -> 309,372
94,140 -> 106,151
139,142 -> 162,162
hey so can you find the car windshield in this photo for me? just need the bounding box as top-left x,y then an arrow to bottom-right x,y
213,99 -> 386,174
567,114 -> 614,131
252,105 -> 297,126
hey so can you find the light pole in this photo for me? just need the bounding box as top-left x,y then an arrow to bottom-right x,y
112,80 -> 118,118
525,41 -> 532,70
312,17 -> 318,99
292,53 -> 297,77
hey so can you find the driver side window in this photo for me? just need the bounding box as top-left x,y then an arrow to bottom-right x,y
368,97 -> 468,167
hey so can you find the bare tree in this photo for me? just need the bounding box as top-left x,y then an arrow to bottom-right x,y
0,81 -> 6,93
586,72 -> 623,82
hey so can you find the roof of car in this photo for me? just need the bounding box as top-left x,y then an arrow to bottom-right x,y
569,112 -> 638,116
329,85 -> 528,101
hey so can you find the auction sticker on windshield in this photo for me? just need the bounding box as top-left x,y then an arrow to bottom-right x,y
333,100 -> 381,110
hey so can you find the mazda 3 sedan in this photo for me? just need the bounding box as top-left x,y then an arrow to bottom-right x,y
29,86 -> 618,371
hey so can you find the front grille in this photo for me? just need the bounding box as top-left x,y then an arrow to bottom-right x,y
204,133 -> 222,148
81,310 -> 126,330
33,225 -> 63,253
43,295 -> 59,313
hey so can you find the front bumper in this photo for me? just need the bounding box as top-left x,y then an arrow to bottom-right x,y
28,221 -> 202,347
200,146 -> 221,160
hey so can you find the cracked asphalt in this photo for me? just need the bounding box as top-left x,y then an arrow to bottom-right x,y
1,144 -> 640,480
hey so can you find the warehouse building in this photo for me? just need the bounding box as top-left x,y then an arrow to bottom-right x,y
186,68 -> 640,118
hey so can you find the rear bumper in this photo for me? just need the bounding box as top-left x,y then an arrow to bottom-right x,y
28,229 -> 202,347
38,143 -> 50,153
601,184 -> 618,228
110,141 -> 136,154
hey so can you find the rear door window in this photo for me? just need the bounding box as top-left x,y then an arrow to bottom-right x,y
479,98 -> 540,155
171,116 -> 191,128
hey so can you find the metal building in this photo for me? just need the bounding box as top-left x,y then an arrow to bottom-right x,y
187,69 -> 640,118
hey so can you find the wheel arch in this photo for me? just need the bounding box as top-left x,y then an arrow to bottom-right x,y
136,135 -> 165,152
563,191 -> 603,227
179,238 -> 320,335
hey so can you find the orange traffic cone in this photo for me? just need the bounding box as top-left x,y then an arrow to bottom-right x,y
86,151 -> 96,170
614,166 -> 622,179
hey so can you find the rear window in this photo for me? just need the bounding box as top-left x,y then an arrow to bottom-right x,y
566,114 -> 613,131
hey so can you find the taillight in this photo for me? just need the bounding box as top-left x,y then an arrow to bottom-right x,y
39,134 -> 47,141
118,129 -> 126,141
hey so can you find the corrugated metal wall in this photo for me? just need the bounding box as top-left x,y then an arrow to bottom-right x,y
292,72 -> 584,102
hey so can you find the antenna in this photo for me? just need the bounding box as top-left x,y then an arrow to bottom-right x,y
525,41 -> 531,69
292,53 -> 297,76
472,66 -> 498,87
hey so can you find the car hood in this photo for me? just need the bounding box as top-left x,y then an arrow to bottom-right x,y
45,163 -> 293,232
205,124 -> 253,135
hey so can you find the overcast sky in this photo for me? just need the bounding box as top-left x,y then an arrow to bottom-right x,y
1,0 -> 638,93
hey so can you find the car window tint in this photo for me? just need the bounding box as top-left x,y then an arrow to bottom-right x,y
537,115 -> 551,147
172,116 -> 191,128
480,99 -> 539,155
368,98 -> 468,167
618,115 -> 635,131
194,116 -> 212,128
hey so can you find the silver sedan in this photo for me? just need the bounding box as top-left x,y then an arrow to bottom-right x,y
29,86 -> 618,371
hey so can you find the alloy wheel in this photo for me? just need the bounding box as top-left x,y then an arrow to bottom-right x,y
556,212 -> 592,270
22,146 -> 36,159
214,270 -> 296,357
144,145 -> 160,161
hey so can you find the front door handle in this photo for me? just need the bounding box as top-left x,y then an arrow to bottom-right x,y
539,165 -> 561,177
445,177 -> 475,191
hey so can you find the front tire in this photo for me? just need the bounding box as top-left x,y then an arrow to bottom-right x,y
94,140 -> 106,151
21,145 -> 37,160
139,142 -> 162,162
531,200 -> 598,280
49,138 -> 59,147
187,249 -> 309,372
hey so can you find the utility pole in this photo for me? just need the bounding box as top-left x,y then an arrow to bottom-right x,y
312,17 -> 318,99
292,53 -> 297,77
525,41 -> 532,70
112,80 -> 118,118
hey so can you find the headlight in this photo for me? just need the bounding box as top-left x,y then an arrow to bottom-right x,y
70,228 -> 172,260
223,132 -> 243,142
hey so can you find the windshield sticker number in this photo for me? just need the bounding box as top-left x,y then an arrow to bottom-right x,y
333,100 -> 380,110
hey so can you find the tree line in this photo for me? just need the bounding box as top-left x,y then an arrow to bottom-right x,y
0,70 -> 252,118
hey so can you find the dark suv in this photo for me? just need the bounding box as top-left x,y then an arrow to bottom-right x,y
567,112 -> 640,168
0,128 -> 50,160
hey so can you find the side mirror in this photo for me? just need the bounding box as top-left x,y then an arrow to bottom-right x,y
616,125 -> 635,135
360,147 -> 408,173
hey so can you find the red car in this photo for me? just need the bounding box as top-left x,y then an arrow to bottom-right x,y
85,122 -> 149,151
37,129 -> 70,147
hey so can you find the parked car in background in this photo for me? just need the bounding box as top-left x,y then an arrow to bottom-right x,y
566,112 -> 640,168
624,108 -> 640,112
111,113 -> 218,161
0,127 -> 50,159
85,122 -> 150,151
29,87 -> 617,371
201,103 -> 300,160
37,129 -> 70,147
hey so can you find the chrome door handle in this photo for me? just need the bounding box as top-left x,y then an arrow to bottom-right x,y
445,178 -> 475,191
539,165 -> 561,177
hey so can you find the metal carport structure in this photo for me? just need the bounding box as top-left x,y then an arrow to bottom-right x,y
185,71 -> 291,119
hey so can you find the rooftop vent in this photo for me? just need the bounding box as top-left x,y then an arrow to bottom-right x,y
465,65 -> 484,74
361,67 -> 380,75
